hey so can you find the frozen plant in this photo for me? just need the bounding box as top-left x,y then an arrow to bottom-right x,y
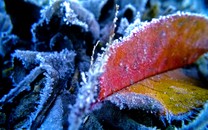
0,49 -> 75,129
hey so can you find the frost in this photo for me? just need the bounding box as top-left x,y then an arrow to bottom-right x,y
0,49 -> 75,128
100,12 -> 207,105
21,69 -> 56,128
68,50 -> 109,130
39,0 -> 61,23
117,18 -> 129,35
107,92 -> 165,114
122,11 -> 208,45
39,0 -> 88,31
61,1 -> 88,30
1,0 -> 208,129
64,0 -> 100,39
31,0 -> 99,47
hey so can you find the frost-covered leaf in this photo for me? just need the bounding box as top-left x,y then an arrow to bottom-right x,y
30,0 -> 99,68
110,68 -> 208,115
34,0 -> 99,43
69,12 -> 208,130
0,49 -> 75,129
98,12 -> 208,100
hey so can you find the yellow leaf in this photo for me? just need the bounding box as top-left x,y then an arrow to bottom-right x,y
124,69 -> 208,115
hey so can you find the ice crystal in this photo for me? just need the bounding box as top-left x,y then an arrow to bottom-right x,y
61,1 -> 88,29
0,49 -> 75,128
107,92 -> 164,113
68,51 -> 109,130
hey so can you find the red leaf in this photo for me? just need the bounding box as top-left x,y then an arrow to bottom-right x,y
98,12 -> 208,100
